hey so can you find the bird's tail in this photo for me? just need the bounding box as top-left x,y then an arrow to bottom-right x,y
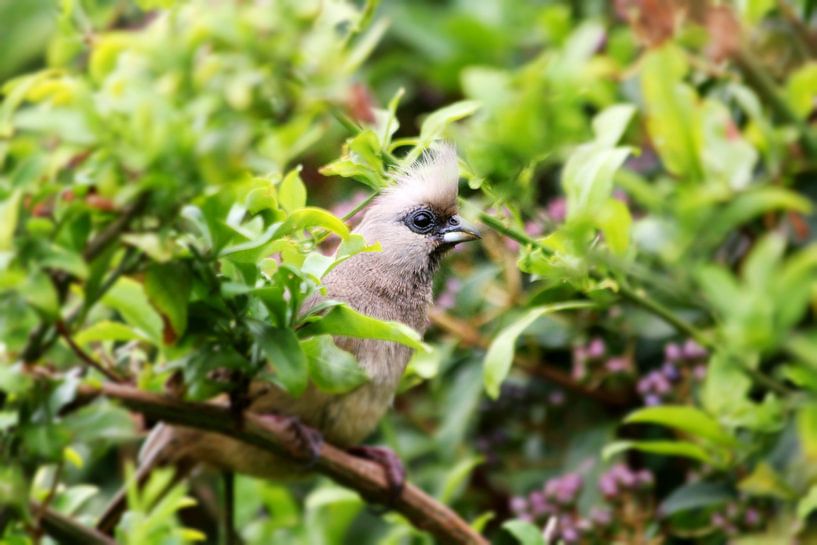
96,424 -> 191,535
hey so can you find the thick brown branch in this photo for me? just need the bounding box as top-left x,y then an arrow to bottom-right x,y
428,308 -> 636,407
80,383 -> 488,545
31,503 -> 119,545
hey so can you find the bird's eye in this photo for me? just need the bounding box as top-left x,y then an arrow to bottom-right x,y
407,210 -> 435,233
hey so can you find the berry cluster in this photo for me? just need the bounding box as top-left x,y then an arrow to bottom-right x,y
571,337 -> 633,385
710,498 -> 767,537
637,340 -> 708,405
508,464 -> 655,544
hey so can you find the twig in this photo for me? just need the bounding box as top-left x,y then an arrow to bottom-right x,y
223,472 -> 237,545
477,213 -> 793,395
428,308 -> 635,407
55,321 -> 128,383
83,193 -> 150,261
31,502 -> 119,545
478,212 -> 705,342
80,383 -> 488,545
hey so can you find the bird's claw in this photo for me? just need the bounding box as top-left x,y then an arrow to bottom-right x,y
347,445 -> 406,512
262,414 -> 323,468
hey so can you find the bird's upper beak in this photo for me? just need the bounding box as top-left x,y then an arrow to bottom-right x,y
441,215 -> 481,244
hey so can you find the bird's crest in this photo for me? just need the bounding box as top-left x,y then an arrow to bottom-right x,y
377,143 -> 460,214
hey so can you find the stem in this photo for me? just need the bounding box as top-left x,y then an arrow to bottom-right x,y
81,383 -> 489,545
477,215 -> 795,394
32,503 -> 119,545
223,472 -> 236,545
615,284 -> 709,347
55,321 -> 128,383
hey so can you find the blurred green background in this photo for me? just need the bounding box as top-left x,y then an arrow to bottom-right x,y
2,0 -> 817,544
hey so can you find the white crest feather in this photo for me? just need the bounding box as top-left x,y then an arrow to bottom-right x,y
376,142 -> 460,213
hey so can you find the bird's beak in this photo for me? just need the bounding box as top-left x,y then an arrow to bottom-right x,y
441,216 -> 481,244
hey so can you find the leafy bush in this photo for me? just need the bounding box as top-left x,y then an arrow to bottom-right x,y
2,0 -> 817,544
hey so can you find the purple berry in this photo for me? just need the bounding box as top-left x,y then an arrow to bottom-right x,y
510,496 -> 528,515
682,339 -> 708,360
661,361 -> 680,382
589,507 -> 612,526
635,469 -> 654,489
547,197 -> 567,223
605,356 -> 629,373
599,474 -> 618,498
586,338 -> 606,360
744,508 -> 761,527
644,394 -> 662,406
664,343 -> 682,362
548,390 -> 566,406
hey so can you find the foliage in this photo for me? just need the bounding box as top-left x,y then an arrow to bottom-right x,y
2,0 -> 817,544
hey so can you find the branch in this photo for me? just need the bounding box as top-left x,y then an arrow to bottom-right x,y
429,308 -> 635,407
478,212 -> 707,344
55,321 -> 129,383
31,503 -> 119,545
80,383 -> 489,545
478,213 -> 793,395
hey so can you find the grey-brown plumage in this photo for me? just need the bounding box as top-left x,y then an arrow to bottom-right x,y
141,143 -> 479,479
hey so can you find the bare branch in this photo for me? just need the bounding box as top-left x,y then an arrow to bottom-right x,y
32,503 -> 119,545
80,383 -> 489,545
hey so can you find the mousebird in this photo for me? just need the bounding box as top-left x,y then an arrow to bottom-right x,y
98,143 -> 480,531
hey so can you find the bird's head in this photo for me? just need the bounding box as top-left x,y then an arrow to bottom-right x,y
354,143 -> 480,280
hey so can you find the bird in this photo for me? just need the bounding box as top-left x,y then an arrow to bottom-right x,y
97,143 -> 480,531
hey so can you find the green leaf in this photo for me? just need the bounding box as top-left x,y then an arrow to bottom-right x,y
438,455 -> 483,504
596,198 -> 632,255
592,103 -> 636,147
641,44 -> 704,181
786,62 -> 817,118
703,187 -> 811,247
0,190 -> 22,251
483,301 -> 594,399
121,233 -> 175,262
659,481 -> 735,516
301,335 -> 368,394
102,277 -> 163,344
797,484 -> 817,521
299,303 -> 426,351
503,520 -> 546,545
249,321 -> 308,397
738,462 -> 796,500
563,145 -> 632,221
23,269 -> 59,316
797,404 -> 817,461
145,262 -> 191,339
75,320 -> 148,346
624,405 -> 737,447
276,208 -> 350,240
603,440 -> 715,465
416,99 -> 480,149
278,167 -> 307,213
320,130 -> 386,189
